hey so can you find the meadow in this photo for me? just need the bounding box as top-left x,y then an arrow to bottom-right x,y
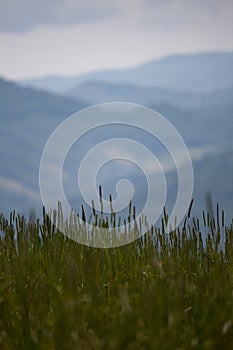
0,204 -> 232,349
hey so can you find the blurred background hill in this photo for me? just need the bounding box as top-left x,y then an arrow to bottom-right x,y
0,51 -> 232,222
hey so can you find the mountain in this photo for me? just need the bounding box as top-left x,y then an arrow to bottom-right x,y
21,52 -> 233,94
0,77 -> 86,121
1,51 -> 233,224
67,80 -> 233,109
0,77 -> 86,215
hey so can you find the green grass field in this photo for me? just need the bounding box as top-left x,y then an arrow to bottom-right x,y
0,206 -> 233,349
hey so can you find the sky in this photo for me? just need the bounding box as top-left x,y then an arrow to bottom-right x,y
0,0 -> 233,80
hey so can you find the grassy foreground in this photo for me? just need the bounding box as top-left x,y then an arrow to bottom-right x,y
0,208 -> 233,350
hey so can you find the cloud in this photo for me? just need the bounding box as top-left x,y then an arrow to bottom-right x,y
0,0 -> 119,33
0,176 -> 40,201
0,17 -> 232,80
0,0 -> 232,79
130,0 -> 233,31
0,0 -> 232,33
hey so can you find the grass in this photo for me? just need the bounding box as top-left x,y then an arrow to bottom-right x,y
0,205 -> 233,349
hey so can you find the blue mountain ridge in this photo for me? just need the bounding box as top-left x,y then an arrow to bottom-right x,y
1,52 -> 233,224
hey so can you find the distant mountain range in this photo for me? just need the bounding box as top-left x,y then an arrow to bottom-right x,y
0,78 -> 86,122
0,51 -> 233,223
66,80 -> 233,108
0,78 -> 86,215
21,52 -> 233,94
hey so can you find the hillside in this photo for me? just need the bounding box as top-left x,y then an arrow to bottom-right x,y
0,77 -> 86,214
0,51 -> 233,223
67,80 -> 233,109
21,52 -> 233,94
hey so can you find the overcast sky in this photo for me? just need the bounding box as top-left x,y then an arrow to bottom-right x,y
0,0 -> 233,80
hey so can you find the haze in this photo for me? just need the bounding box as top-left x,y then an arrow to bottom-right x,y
0,0 -> 233,80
